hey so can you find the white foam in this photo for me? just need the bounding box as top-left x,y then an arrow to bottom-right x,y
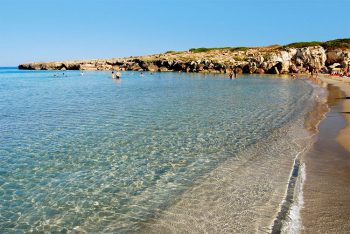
280,80 -> 329,234
281,163 -> 306,234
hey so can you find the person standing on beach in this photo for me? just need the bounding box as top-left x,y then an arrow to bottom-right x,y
234,68 -> 237,78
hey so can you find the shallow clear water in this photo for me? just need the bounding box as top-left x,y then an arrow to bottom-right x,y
0,68 -> 313,232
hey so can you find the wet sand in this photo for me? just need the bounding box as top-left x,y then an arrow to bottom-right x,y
322,77 -> 350,153
301,78 -> 350,233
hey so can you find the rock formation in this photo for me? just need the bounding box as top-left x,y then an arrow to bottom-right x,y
18,41 -> 350,75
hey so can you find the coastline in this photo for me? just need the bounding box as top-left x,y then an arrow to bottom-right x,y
319,76 -> 350,153
137,78 -> 317,233
17,39 -> 350,82
272,77 -> 330,233
300,76 -> 350,233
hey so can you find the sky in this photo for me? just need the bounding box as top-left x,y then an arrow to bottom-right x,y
0,0 -> 349,66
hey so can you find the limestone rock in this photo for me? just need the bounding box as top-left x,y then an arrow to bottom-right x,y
147,64 -> 159,72
159,67 -> 169,72
130,63 -> 142,71
294,46 -> 326,68
235,67 -> 243,74
18,44 -> 342,75
326,49 -> 350,67
255,68 -> 265,74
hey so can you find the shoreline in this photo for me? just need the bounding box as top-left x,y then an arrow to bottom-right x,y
300,76 -> 350,232
271,78 -> 330,233
319,76 -> 350,153
139,119 -> 312,233
137,78 -> 317,233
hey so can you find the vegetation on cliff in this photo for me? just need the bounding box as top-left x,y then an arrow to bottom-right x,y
186,39 -> 350,53
189,47 -> 250,53
283,38 -> 350,49
18,38 -> 350,75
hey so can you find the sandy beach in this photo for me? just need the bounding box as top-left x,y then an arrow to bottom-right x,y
323,77 -> 350,153
301,76 -> 350,233
1,0 -> 349,232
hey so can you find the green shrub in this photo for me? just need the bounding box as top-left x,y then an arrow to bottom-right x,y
322,38 -> 350,49
165,50 -> 184,55
283,41 -> 322,48
189,47 -> 222,53
189,46 -> 252,53
283,38 -> 350,49
229,47 -> 250,52
186,38 -> 350,54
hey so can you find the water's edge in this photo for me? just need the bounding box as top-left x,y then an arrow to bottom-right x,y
300,81 -> 350,232
137,79 -> 322,233
275,80 -> 330,233
271,158 -> 301,233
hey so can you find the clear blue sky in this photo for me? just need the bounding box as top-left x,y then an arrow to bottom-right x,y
1,0 -> 349,66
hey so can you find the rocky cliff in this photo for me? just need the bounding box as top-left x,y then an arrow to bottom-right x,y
18,39 -> 350,75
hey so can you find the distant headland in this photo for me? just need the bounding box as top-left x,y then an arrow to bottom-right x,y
18,39 -> 350,75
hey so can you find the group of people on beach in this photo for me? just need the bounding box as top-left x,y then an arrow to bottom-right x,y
330,64 -> 350,78
290,62 -> 350,80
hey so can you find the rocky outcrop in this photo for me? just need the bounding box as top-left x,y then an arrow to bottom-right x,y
326,49 -> 350,67
18,45 -> 350,75
293,46 -> 327,69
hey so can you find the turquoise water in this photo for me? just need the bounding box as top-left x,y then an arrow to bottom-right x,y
0,68 -> 313,232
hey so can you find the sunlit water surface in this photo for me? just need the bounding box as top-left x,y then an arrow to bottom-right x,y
0,68 -> 315,232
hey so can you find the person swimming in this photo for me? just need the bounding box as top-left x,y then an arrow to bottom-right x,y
111,71 -> 115,79
116,71 -> 121,79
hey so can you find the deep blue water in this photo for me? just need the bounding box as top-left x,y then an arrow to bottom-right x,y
0,68 -> 313,232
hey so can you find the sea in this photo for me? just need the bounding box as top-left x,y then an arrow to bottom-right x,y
0,68 -> 323,233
